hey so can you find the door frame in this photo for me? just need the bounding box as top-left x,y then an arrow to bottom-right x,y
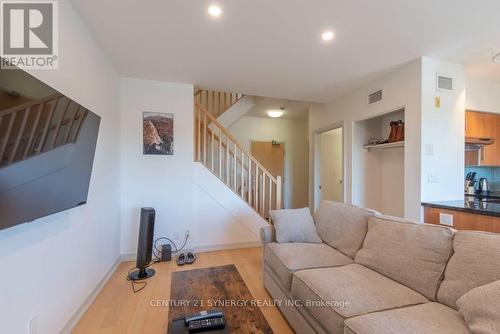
313,122 -> 346,210
250,139 -> 286,208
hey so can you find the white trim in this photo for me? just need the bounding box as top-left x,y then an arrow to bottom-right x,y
59,256 -> 122,334
193,241 -> 262,253
313,122 -> 346,209
122,241 -> 262,262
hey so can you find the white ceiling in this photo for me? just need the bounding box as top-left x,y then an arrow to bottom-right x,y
70,0 -> 500,102
245,97 -> 311,121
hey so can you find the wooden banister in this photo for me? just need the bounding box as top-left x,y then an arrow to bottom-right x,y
0,94 -> 88,168
194,103 -> 282,221
0,93 -> 61,117
194,89 -> 244,118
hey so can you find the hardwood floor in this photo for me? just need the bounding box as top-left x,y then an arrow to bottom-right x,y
72,247 -> 293,334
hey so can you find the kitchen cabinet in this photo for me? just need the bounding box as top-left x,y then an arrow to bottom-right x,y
424,207 -> 494,232
493,217 -> 500,233
465,111 -> 499,166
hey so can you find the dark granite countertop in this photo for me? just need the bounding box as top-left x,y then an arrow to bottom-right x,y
422,197 -> 500,217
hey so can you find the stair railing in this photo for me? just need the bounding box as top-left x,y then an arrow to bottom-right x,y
0,94 -> 88,168
194,103 -> 282,220
194,89 -> 244,118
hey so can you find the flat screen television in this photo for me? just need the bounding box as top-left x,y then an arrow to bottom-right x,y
0,62 -> 100,231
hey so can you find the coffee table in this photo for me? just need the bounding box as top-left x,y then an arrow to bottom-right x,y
167,264 -> 272,333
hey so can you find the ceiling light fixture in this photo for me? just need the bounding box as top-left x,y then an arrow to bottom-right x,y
208,5 -> 222,18
321,30 -> 335,42
267,107 -> 285,118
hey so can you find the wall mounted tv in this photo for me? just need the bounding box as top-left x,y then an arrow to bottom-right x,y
0,63 -> 100,231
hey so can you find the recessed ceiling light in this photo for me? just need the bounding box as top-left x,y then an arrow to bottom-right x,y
267,110 -> 284,118
321,30 -> 335,42
208,5 -> 222,18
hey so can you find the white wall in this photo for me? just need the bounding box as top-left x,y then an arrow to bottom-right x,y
0,2 -> 121,334
309,59 -> 422,220
120,78 -> 261,255
420,58 -> 465,203
310,57 -> 466,220
466,79 -> 500,113
228,116 -> 309,208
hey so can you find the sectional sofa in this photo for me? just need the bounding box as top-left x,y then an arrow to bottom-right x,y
261,201 -> 500,334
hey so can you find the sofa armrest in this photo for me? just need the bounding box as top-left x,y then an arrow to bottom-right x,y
260,225 -> 276,245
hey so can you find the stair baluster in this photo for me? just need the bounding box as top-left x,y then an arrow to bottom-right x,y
194,103 -> 282,222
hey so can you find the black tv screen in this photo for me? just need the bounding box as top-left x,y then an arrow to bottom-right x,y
0,63 -> 100,230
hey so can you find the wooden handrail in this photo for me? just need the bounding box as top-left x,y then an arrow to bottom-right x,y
195,103 -> 277,182
0,94 -> 87,168
0,93 -> 62,117
194,89 -> 244,118
194,103 -> 282,220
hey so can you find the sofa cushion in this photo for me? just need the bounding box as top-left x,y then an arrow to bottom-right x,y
291,264 -> 428,334
355,215 -> 454,300
314,201 -> 376,258
456,280 -> 500,334
264,242 -> 353,291
270,208 -> 322,243
344,302 -> 469,334
438,231 -> 500,309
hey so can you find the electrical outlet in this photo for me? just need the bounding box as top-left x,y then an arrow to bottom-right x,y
29,315 -> 37,334
427,173 -> 439,183
439,213 -> 454,227
425,144 -> 434,156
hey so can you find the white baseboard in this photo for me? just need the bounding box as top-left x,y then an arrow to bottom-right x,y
121,241 -> 263,262
59,256 -> 121,334
193,241 -> 262,253
60,242 -> 262,333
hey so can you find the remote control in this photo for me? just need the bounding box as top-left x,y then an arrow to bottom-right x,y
184,310 -> 224,325
188,317 -> 225,333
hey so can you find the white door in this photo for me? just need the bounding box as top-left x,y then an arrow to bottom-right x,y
319,128 -> 343,203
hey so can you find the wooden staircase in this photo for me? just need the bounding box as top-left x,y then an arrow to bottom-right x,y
194,89 -> 245,118
0,94 -> 88,168
194,101 -> 282,221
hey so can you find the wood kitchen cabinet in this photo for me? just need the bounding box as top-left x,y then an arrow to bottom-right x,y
465,111 -> 499,166
493,217 -> 500,233
424,206 -> 494,232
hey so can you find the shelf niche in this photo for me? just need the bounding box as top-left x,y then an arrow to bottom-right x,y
353,108 -> 405,218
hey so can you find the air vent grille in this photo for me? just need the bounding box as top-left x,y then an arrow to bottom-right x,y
437,75 -> 453,91
368,90 -> 383,104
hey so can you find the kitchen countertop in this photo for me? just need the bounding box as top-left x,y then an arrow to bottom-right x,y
422,197 -> 500,217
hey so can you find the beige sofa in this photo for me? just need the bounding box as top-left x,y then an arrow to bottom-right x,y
261,201 -> 500,334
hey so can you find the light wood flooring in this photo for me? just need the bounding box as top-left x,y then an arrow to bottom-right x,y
72,247 -> 293,334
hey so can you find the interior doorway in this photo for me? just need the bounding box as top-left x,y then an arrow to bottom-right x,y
315,126 -> 344,208
251,141 -> 285,211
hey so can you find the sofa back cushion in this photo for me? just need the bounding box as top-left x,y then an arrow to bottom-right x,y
314,201 -> 376,258
355,216 -> 454,300
437,231 -> 500,309
456,279 -> 500,334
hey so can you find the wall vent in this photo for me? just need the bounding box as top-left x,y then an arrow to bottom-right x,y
437,75 -> 453,91
368,90 -> 383,104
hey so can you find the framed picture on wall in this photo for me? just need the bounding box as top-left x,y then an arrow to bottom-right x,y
143,112 -> 174,155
